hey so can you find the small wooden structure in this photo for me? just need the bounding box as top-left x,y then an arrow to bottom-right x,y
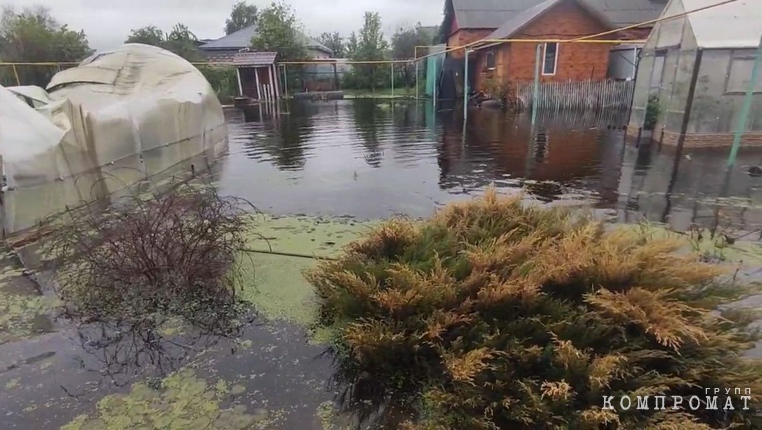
233,52 -> 280,101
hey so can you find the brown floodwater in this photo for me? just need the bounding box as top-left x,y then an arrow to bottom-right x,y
218,99 -> 762,233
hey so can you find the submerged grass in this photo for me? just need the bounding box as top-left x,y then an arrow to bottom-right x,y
308,189 -> 762,429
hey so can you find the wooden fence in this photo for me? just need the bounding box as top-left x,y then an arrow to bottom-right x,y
514,79 -> 634,111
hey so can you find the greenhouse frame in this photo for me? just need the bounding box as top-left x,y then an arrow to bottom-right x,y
628,0 -> 762,147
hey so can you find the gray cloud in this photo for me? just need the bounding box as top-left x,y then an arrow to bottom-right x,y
3,0 -> 444,51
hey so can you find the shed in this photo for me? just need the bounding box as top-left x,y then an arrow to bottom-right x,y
233,52 -> 280,101
627,0 -> 762,147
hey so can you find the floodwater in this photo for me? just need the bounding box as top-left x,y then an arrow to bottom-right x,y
219,99 -> 762,233
4,100 -> 762,430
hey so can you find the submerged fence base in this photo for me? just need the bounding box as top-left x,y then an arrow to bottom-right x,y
515,79 -> 634,111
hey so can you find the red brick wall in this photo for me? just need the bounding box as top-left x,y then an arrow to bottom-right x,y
448,29 -> 493,59
473,0 -> 612,93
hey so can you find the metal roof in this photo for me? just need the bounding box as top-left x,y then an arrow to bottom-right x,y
452,0 -> 544,29
682,0 -> 762,48
200,24 -> 333,55
486,0 -> 614,39
232,52 -> 278,67
452,0 -> 666,29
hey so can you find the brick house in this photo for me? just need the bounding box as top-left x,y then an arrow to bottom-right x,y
441,0 -> 667,87
472,0 -> 613,93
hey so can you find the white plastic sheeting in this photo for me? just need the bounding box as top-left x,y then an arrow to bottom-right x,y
684,0 -> 762,49
0,44 -> 228,235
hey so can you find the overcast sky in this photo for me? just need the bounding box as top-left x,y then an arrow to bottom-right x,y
3,0 -> 445,51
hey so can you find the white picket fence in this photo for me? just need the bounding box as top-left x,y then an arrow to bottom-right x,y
514,79 -> 634,111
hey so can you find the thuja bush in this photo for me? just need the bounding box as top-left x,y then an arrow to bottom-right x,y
47,184 -> 251,334
307,190 -> 762,429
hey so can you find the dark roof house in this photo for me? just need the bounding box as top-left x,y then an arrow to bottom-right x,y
200,24 -> 333,62
441,0 -> 668,50
446,0 -> 666,31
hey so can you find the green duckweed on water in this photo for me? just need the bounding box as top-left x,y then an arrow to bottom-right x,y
60,368 -> 275,430
239,216 -> 375,326
0,249 -> 57,344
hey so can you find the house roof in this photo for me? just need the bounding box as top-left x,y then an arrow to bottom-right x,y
487,0 -> 612,39
682,0 -> 762,48
233,52 -> 278,67
452,0 -> 544,30
451,0 -> 666,30
200,24 -> 333,55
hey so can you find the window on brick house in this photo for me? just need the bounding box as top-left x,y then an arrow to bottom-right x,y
485,51 -> 496,70
542,42 -> 558,75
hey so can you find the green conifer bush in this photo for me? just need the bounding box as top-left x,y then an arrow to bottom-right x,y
308,190 -> 762,429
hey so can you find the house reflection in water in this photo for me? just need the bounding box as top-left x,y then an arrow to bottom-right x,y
221,100 -> 762,233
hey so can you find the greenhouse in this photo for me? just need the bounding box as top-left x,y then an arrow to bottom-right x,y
628,0 -> 762,147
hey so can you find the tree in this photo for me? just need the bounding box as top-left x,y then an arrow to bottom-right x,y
391,23 -> 434,89
0,6 -> 93,86
225,1 -> 257,35
123,23 -> 200,61
346,32 -> 359,58
349,12 -> 389,92
125,25 -> 164,46
164,23 -> 200,61
250,2 -> 307,62
318,31 -> 345,58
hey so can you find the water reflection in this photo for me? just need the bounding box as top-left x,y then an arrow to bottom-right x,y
239,103 -> 314,170
220,100 -> 762,232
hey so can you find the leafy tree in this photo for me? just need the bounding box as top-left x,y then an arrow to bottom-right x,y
318,31 -> 345,58
251,2 -> 307,62
123,23 -> 199,61
225,1 -> 258,35
0,5 -> 92,86
346,32 -> 359,58
354,12 -> 387,61
164,23 -> 200,61
125,25 -> 164,46
348,12 -> 389,92
391,23 -> 435,89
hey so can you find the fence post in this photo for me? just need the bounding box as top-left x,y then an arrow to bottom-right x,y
728,34 -> 762,168
282,65 -> 289,99
12,65 -> 21,86
415,59 -> 419,100
235,67 -> 243,97
532,44 -> 542,126
463,49 -> 471,129
391,63 -> 394,98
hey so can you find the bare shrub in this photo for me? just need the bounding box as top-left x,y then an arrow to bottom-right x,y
46,184 -> 252,332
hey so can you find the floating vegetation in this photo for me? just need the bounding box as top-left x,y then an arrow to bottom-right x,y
45,184 -> 252,334
238,216 -> 372,326
308,189 -> 762,429
0,247 -> 56,344
61,368 -> 273,430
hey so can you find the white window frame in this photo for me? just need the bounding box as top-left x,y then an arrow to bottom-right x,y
542,42 -> 559,76
485,51 -> 496,71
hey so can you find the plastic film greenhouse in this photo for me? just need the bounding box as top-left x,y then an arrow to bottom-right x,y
628,0 -> 762,147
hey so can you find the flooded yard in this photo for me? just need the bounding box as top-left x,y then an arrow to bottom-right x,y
3,99 -> 762,429
219,99 -> 762,232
